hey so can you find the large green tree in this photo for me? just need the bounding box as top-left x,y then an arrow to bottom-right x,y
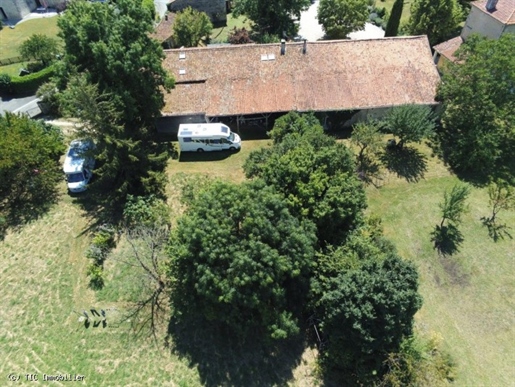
169,180 -> 317,341
56,0 -> 174,204
232,0 -> 310,37
244,113 -> 366,247
172,7 -> 213,48
19,33 -> 59,67
315,246 -> 422,383
436,34 -> 515,183
406,0 -> 463,46
0,113 -> 65,237
317,0 -> 369,39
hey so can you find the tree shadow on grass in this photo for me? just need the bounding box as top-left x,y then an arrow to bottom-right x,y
0,185 -> 61,241
166,315 -> 306,387
380,145 -> 427,183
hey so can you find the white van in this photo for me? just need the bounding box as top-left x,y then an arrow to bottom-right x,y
178,123 -> 241,152
63,139 -> 95,193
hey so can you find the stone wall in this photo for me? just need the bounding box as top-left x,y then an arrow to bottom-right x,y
168,0 -> 227,27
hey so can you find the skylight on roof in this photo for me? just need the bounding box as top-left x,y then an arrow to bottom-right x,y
179,69 -> 186,75
260,54 -> 276,61
179,52 -> 186,59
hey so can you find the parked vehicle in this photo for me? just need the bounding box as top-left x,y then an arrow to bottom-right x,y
178,123 -> 241,152
63,139 -> 95,193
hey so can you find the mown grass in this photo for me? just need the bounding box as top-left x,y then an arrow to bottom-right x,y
0,16 -> 60,61
0,186 -> 199,385
366,150 -> 515,386
210,13 -> 253,44
1,134 -> 513,386
375,0 -> 412,24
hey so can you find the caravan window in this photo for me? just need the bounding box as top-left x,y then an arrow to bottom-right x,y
183,137 -> 192,142
211,139 -> 221,144
221,126 -> 229,134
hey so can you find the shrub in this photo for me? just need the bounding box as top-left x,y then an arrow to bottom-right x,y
0,74 -> 12,94
86,245 -> 106,265
87,263 -> 105,290
92,229 -> 116,251
228,27 -> 254,44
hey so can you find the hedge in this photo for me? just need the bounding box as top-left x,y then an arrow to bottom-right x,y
0,65 -> 55,96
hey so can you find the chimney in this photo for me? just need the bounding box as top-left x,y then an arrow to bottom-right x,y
280,39 -> 286,55
303,39 -> 307,54
486,0 -> 498,11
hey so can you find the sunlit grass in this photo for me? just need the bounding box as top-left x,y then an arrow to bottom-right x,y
0,16 -> 60,60
1,132 -> 512,385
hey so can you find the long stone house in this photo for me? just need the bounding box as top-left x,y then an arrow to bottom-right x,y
157,36 -> 441,133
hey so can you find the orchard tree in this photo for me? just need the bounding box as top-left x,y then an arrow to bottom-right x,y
431,183 -> 470,255
56,0 -> 175,204
169,180 -> 317,341
350,120 -> 384,171
317,0 -> 369,39
407,0 -> 463,46
244,113 -> 366,246
436,34 -> 515,183
172,7 -> 213,47
385,0 -> 403,37
19,33 -> 59,67
232,0 -> 310,37
383,104 -> 436,148
480,180 -> 515,241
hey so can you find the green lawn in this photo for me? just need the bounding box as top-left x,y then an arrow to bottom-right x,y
0,137 -> 513,386
0,16 -> 60,61
210,13 -> 253,44
0,61 -> 35,77
377,0 -> 412,24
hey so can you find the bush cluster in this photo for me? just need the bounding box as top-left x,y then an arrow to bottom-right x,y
85,224 -> 116,290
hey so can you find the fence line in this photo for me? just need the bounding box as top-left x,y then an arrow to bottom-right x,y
0,56 -> 25,66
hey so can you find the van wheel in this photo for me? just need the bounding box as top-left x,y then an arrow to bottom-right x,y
229,147 -> 236,151
197,148 -> 204,152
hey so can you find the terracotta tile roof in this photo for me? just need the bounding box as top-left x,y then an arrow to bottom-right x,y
433,36 -> 464,62
471,0 -> 515,25
162,36 -> 441,117
151,14 -> 176,43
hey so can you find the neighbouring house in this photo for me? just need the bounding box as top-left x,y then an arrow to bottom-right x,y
433,0 -> 515,67
158,36 -> 441,134
151,13 -> 176,49
0,0 -> 62,21
167,0 -> 227,27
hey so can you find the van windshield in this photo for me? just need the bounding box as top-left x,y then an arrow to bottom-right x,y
67,172 -> 85,183
228,132 -> 235,142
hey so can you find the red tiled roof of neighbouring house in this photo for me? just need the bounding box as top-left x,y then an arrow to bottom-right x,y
151,13 -> 176,43
471,0 -> 515,24
434,36 -> 464,62
161,36 -> 441,117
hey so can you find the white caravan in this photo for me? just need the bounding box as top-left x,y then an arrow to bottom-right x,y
178,123 -> 241,152
63,139 -> 95,193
